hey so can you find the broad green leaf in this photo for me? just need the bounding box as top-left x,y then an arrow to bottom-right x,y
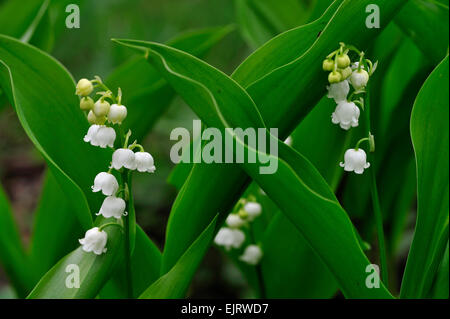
139,215 -> 217,299
0,183 -> 35,297
107,26 -> 234,141
0,0 -> 48,40
232,0 -> 342,88
29,170 -> 83,280
0,35 -> 111,228
0,35 -> 126,298
27,219 -> 124,299
100,226 -> 162,298
162,0 -> 401,278
395,0 -> 449,65
262,212 -> 337,298
234,0 -> 310,48
401,56 -> 449,298
116,39 -> 392,298
117,0 -> 406,298
428,243 -> 449,299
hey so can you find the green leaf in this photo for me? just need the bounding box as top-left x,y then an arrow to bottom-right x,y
117,0 -> 406,298
0,35 -> 125,298
27,219 -> 124,299
0,0 -> 48,40
234,0 -> 311,48
0,183 -> 35,297
395,0 -> 449,65
401,55 -> 449,298
100,226 -> 162,298
115,39 -> 393,298
262,212 -> 338,298
107,25 -> 234,141
139,215 -> 218,299
29,170 -> 83,281
0,34 -> 111,228
428,242 -> 449,299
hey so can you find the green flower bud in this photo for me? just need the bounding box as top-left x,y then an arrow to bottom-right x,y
238,208 -> 249,219
93,99 -> 111,117
80,97 -> 94,111
322,58 -> 334,71
88,110 -> 106,125
76,78 -> 93,96
337,54 -> 351,68
339,66 -> 352,80
328,71 -> 342,84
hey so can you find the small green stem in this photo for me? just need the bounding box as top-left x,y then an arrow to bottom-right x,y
365,86 -> 389,287
121,171 -> 133,298
355,137 -> 369,150
249,227 -> 265,298
99,223 -> 123,232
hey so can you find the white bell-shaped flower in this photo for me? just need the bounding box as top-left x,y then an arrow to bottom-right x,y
326,80 -> 350,103
108,104 -> 128,124
134,152 -> 156,173
111,148 -> 136,170
214,227 -> 245,251
349,69 -> 369,90
93,126 -> 116,148
92,172 -> 119,196
83,124 -> 100,143
331,101 -> 360,130
340,148 -> 370,174
79,227 -> 107,255
226,214 -> 246,228
96,196 -> 127,219
244,202 -> 262,221
239,245 -> 263,265
83,125 -> 115,148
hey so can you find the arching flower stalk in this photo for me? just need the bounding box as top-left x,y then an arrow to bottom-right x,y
75,75 -> 156,296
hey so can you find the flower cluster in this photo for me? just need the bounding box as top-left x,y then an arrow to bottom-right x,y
77,77 -> 156,255
323,43 -> 377,174
214,198 -> 263,266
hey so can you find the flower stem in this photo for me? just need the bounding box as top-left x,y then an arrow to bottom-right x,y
121,172 -> 133,298
365,86 -> 389,287
249,227 -> 265,298
369,161 -> 389,285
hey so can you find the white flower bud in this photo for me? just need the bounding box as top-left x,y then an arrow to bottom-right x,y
108,104 -> 127,124
84,125 -> 116,148
226,214 -> 246,228
79,227 -> 107,255
76,79 -> 93,96
111,148 -> 136,170
87,110 -> 106,125
349,69 -> 369,90
214,227 -> 245,251
244,202 -> 262,221
331,101 -> 360,130
239,245 -> 263,265
134,152 -> 155,173
327,80 -> 350,103
96,196 -> 127,219
92,172 -> 119,196
340,148 -> 370,174
93,99 -> 111,117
